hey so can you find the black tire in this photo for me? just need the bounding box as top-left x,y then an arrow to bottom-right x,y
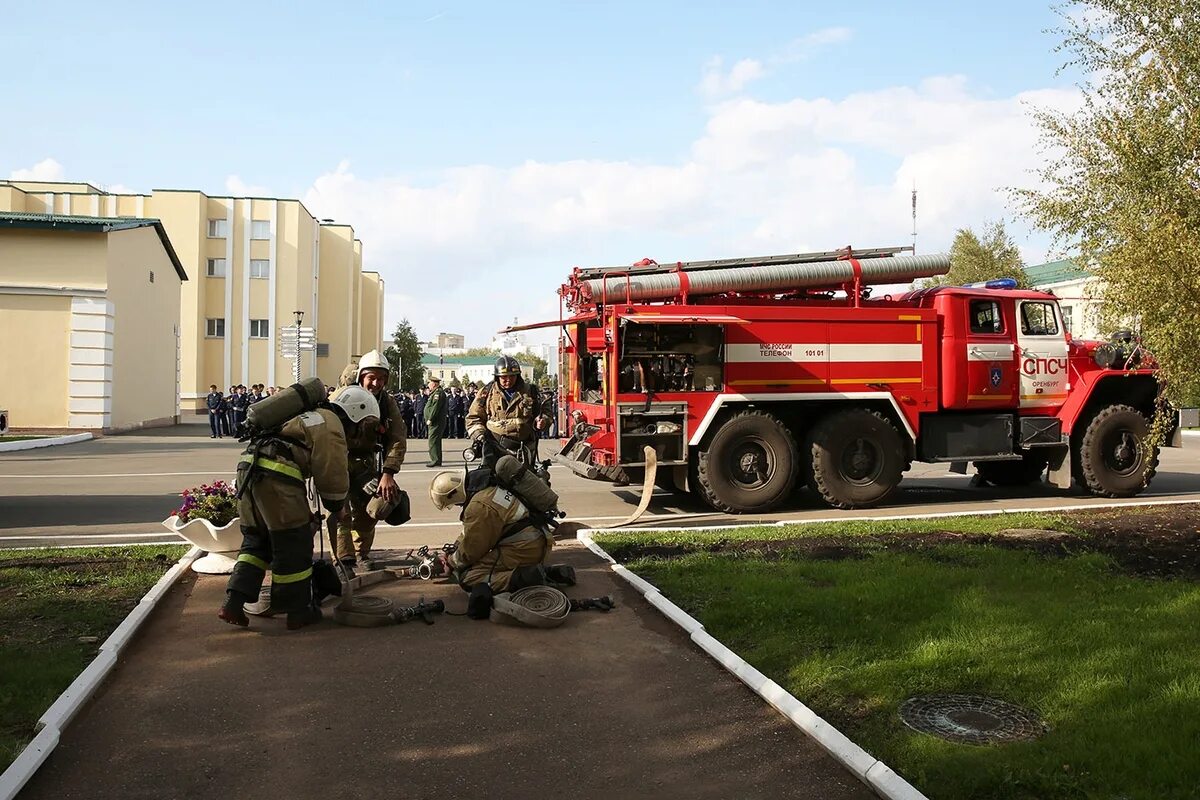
1078,404 -> 1157,497
974,453 -> 1049,486
807,409 -> 906,509
695,411 -> 798,513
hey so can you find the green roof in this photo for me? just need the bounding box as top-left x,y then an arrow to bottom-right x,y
1025,259 -> 1091,286
420,355 -> 527,366
0,212 -> 188,281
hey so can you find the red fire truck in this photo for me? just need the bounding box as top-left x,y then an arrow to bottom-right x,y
510,247 -> 1179,513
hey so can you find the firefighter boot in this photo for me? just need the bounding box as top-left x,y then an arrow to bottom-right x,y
507,565 -> 548,591
218,590 -> 252,628
545,564 -> 577,587
286,604 -> 324,631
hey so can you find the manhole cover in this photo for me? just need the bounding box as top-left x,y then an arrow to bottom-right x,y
898,694 -> 1047,745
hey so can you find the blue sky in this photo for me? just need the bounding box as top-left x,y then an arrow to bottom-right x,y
2,1 -> 1081,346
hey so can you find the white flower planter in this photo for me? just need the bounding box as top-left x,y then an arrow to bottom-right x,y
161,515 -> 242,574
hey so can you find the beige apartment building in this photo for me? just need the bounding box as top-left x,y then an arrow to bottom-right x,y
0,213 -> 185,430
0,180 -> 384,416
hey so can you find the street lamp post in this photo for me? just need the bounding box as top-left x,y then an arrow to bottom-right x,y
293,310 -> 304,383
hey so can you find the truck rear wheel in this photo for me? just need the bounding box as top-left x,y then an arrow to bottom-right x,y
974,453 -> 1049,486
695,410 -> 797,513
807,409 -> 905,509
1078,404 -> 1157,497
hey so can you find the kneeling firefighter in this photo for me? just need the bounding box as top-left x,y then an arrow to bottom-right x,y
218,379 -> 380,631
429,455 -> 574,607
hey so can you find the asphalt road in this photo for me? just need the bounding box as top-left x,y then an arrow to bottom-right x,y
2,422 -> 1198,549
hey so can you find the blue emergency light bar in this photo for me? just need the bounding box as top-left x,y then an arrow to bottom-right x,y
962,278 -> 1019,289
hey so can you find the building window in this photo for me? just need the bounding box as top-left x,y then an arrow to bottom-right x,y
316,343 -> 329,358
1062,305 -> 1074,334
207,219 -> 228,238
206,318 -> 225,338
249,259 -> 270,279
249,319 -> 270,338
206,258 -> 226,277
250,220 -> 271,240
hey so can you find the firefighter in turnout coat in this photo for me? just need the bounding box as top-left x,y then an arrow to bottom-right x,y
428,470 -> 553,592
466,356 -> 549,463
218,386 -> 379,630
334,350 -> 408,570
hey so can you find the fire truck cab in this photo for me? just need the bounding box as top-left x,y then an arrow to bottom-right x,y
520,248 -> 1176,513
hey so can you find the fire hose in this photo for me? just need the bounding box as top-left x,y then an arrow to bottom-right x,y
490,586 -> 571,628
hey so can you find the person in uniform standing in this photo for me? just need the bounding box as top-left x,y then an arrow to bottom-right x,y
466,356 -> 550,464
423,376 -> 447,467
218,385 -> 379,630
206,385 -> 224,438
334,350 -> 408,571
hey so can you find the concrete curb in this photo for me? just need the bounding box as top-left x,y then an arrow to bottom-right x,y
0,546 -> 201,800
576,531 -> 929,800
0,433 -> 93,453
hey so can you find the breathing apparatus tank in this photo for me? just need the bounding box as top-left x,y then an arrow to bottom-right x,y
494,453 -> 559,514
241,377 -> 327,438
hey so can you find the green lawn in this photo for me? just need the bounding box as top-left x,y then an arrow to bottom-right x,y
0,546 -> 187,770
0,435 -> 47,442
601,514 -> 1200,800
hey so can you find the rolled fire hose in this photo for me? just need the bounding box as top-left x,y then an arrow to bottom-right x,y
333,594 -> 396,627
490,586 -> 571,628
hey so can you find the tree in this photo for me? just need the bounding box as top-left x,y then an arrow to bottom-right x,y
1016,0 -> 1200,403
925,220 -> 1030,288
383,319 -> 425,391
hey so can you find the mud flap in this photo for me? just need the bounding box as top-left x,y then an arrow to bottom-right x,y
1046,446 -> 1072,489
602,445 -> 657,529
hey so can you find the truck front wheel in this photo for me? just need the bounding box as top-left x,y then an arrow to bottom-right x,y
695,411 -> 798,513
1077,404 -> 1157,497
807,409 -> 905,509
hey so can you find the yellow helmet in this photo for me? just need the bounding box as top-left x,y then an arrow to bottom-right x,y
429,471 -> 466,510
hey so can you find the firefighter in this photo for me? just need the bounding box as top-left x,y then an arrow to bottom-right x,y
466,356 -> 549,464
428,470 -> 572,593
424,376 -> 447,467
334,350 -> 408,571
218,385 -> 379,631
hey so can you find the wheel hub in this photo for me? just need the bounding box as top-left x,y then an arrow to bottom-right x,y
1106,430 -> 1140,476
729,439 -> 773,488
840,438 -> 882,485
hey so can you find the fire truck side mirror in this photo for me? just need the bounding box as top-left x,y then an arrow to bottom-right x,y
585,328 -> 608,352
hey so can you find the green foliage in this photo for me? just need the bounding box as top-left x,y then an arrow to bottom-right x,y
385,319 -> 425,391
1016,0 -> 1200,403
457,347 -> 550,381
925,220 -> 1030,288
0,545 -> 187,769
626,537 -> 1200,799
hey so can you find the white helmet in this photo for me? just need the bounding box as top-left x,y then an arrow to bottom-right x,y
329,385 -> 380,424
356,349 -> 390,384
429,471 -> 467,510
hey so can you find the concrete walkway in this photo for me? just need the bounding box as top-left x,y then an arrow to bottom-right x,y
19,543 -> 872,800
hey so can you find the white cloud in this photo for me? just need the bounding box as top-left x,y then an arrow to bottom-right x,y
9,158 -> 66,181
301,74 -> 1080,346
699,57 -> 767,99
776,26 -> 854,62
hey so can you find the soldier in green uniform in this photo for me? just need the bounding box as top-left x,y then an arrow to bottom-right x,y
218,385 -> 379,631
333,350 -> 408,571
423,376 -> 447,467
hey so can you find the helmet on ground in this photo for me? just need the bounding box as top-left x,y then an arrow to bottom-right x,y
329,385 -> 380,424
356,349 -> 390,384
429,471 -> 467,510
494,356 -> 521,378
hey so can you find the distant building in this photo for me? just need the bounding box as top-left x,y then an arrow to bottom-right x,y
420,354 -> 533,387
0,213 -> 185,431
436,332 -> 465,349
0,179 -> 382,413
1026,259 -> 1103,340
